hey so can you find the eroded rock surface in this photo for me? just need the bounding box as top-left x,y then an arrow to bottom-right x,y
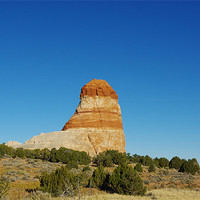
6,141 -> 22,148
62,79 -> 123,130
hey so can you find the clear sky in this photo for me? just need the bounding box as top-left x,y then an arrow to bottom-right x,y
0,1 -> 199,162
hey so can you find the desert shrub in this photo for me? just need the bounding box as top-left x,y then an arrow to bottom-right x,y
109,164 -> 146,196
40,148 -> 51,161
0,175 -> 10,199
89,164 -> 110,190
49,148 -> 57,162
134,163 -> 143,172
32,149 -> 42,159
82,166 -> 91,172
0,143 -> 91,166
0,143 -> 15,158
153,157 -> 160,168
126,153 -> 132,162
40,165 -> 89,197
23,149 -> 37,159
127,154 -> 141,163
105,150 -> 127,165
93,150 -> 127,167
40,166 -> 76,197
169,156 -> 183,169
148,163 -> 156,172
140,155 -> 152,166
93,152 -> 113,167
179,159 -> 199,175
158,157 -> 169,168
76,151 -> 91,165
15,148 -> 25,158
51,147 -> 91,165
54,147 -> 72,164
25,191 -> 51,200
66,160 -> 78,170
179,161 -> 189,173
127,154 -> 153,166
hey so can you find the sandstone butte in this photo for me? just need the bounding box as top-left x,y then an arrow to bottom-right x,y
7,79 -> 126,156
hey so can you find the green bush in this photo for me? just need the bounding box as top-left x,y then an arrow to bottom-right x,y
0,143 -> 15,158
134,163 -> 143,172
93,150 -> 127,167
49,148 -> 57,162
13,145 -> 91,166
0,143 -> 91,167
110,164 -> 146,196
93,152 -> 113,167
153,157 -> 160,168
82,166 -> 91,172
66,160 -> 78,170
127,154 -> 141,163
89,164 -> 109,190
179,159 -> 199,175
76,151 -> 91,165
105,150 -> 127,165
148,163 -> 156,172
139,155 -> 152,166
158,157 -> 169,168
40,166 -> 77,197
169,156 -> 183,170
40,148 -> 51,161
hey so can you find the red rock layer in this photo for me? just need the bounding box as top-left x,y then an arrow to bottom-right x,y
63,112 -> 123,129
80,79 -> 118,100
62,79 -> 123,131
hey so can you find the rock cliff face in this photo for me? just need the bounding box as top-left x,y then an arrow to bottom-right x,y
6,141 -> 22,148
62,79 -> 123,130
7,79 -> 126,156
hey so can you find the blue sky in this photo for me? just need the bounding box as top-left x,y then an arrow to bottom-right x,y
0,1 -> 199,162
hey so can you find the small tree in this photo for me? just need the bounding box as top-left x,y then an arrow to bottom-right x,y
110,164 -> 146,196
153,157 -> 160,168
93,152 -> 113,167
140,155 -> 152,166
40,166 -> 76,197
148,163 -> 156,172
134,163 -> 143,172
105,150 -> 127,165
159,157 -> 169,168
66,160 -> 78,170
41,148 -> 51,161
15,148 -> 25,158
169,156 -> 182,170
89,164 -> 109,190
93,150 -> 127,167
76,151 -> 91,165
179,159 -> 199,175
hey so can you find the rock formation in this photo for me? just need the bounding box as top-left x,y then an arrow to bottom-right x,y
62,79 -> 123,130
6,141 -> 22,148
7,79 -> 126,156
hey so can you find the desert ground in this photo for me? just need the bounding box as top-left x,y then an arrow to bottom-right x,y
1,155 -> 200,200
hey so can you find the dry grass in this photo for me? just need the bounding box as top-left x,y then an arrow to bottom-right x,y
53,189 -> 200,200
152,189 -> 200,200
0,156 -> 61,200
7,181 -> 40,200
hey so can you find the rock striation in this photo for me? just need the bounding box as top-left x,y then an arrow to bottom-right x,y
7,79 -> 126,156
6,141 -> 22,148
62,79 -> 123,130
